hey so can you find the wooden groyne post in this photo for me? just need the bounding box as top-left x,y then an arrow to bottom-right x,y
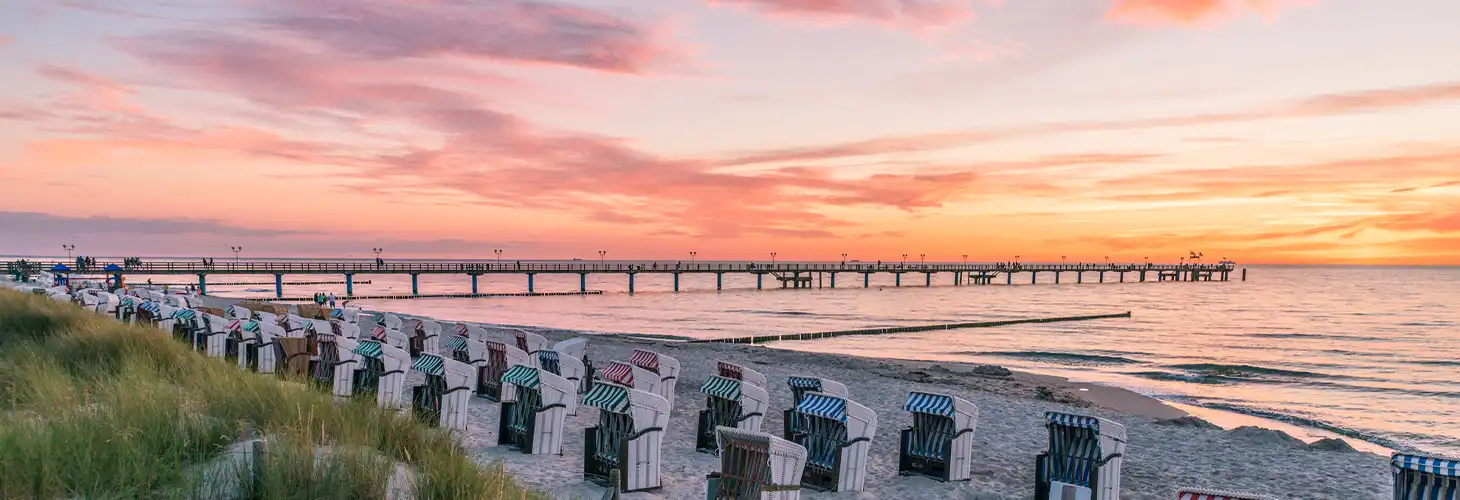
689,311 -> 1133,345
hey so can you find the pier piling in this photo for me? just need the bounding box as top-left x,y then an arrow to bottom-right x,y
527,273 -> 535,294
471,274 -> 479,294
197,273 -> 207,295
345,273 -> 353,295
673,273 -> 680,292
629,273 -> 637,294
716,272 -> 723,290
580,273 -> 587,293
410,273 -> 419,296
274,274 -> 283,298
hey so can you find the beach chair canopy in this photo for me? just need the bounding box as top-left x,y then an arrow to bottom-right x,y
1177,488 -> 1276,500
599,361 -> 635,386
904,392 -> 957,417
584,381 -> 632,414
714,426 -> 808,497
412,354 -> 447,377
1392,453 -> 1460,500
630,349 -> 662,372
718,361 -> 768,388
702,375 -> 745,401
353,339 -> 385,359
501,364 -> 540,389
796,393 -> 847,422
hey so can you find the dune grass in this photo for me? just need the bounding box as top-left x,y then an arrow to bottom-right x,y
0,289 -> 542,499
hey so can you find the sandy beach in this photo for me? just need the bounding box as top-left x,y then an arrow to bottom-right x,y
446,323 -> 1393,499
167,293 -> 1396,499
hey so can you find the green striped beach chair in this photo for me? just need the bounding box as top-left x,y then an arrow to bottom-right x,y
1392,453 -> 1459,500
409,353 -> 477,431
497,364 -> 574,454
697,375 -> 769,453
582,381 -> 671,493
351,339 -> 411,410
1035,412 -> 1127,500
706,427 -> 807,500
1176,488 -> 1274,500
782,392 -> 877,492
898,391 -> 978,482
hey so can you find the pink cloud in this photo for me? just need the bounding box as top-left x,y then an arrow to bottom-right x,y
0,35 -> 11,45
250,0 -> 687,74
1105,0 -> 1316,26
706,0 -> 975,30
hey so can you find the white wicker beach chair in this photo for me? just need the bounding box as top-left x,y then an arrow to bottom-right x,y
409,353 -> 477,431
201,313 -> 230,358
582,381 -> 671,493
707,427 -> 806,500
1176,488 -> 1274,500
785,376 -> 848,407
717,361 -> 768,389
697,375 -> 769,453
535,349 -> 584,415
629,349 -> 680,408
479,340 -> 530,402
498,364 -> 574,454
350,339 -> 410,409
1035,412 -> 1128,500
783,392 -> 876,492
1392,453 -> 1459,500
330,336 -> 361,397
899,391 -> 978,482
514,330 -> 551,356
226,305 -> 250,320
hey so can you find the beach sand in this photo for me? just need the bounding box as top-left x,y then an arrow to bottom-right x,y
456,328 -> 1392,500
175,295 -> 1393,499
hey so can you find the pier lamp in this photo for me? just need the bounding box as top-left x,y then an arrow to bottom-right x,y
493,249 -> 503,265
62,244 -> 75,260
770,252 -> 776,265
1061,255 -> 1067,265
230,245 -> 243,263
1145,256 -> 1150,265
689,251 -> 697,265
920,253 -> 925,265
902,254 -> 908,265
841,253 -> 848,265
1014,255 -> 1020,264
962,254 -> 967,264
598,250 -> 606,264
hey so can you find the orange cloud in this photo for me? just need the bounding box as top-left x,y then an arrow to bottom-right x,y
1106,0 -> 1316,25
0,35 -> 12,45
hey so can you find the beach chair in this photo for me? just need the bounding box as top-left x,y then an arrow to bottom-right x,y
409,353 -> 477,431
1034,412 -> 1128,500
401,318 -> 426,357
164,294 -> 193,309
420,319 -> 442,355
536,349 -> 585,415
382,313 -> 403,331
786,376 -> 848,407
93,292 -> 120,316
514,330 -> 551,355
782,392 -> 877,492
478,340 -> 530,402
260,324 -> 294,375
705,427 -> 807,500
630,349 -> 681,408
898,391 -> 978,482
552,337 -> 594,394
227,319 -> 252,368
332,319 -> 361,339
227,305 -> 250,320
582,381 -> 671,493
718,361 -> 768,389
377,327 -> 410,352
243,322 -> 281,374
328,307 -> 359,323
600,360 -> 661,396
498,364 -> 574,454
350,339 -> 410,409
170,308 -> 204,347
117,296 -> 138,323
697,375 -> 769,453
1391,452 -> 1459,500
1176,488 -> 1274,500
329,336 -> 361,397
137,301 -> 163,328
201,313 -> 230,358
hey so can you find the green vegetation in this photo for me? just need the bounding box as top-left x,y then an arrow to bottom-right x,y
0,289 -> 539,499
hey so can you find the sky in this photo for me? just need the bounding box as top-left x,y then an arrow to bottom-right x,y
0,0 -> 1457,264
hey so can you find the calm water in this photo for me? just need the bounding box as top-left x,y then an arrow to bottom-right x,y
109,262 -> 1459,455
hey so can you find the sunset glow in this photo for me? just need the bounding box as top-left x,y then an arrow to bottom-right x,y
1,0 -> 1457,264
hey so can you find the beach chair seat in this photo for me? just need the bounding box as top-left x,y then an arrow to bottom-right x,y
1392,453 -> 1459,500
330,336 -> 361,397
697,375 -> 769,453
898,391 -> 978,482
310,332 -> 344,390
583,381 -> 671,493
782,392 -> 876,492
478,341 -> 529,402
497,365 -> 574,454
630,349 -> 680,408
409,353 -> 477,431
536,350 -> 584,414
785,376 -> 848,407
1176,488 -> 1274,500
116,296 -> 138,323
201,313 -> 230,358
350,339 -> 410,409
706,427 -> 806,500
254,323 -> 286,374
228,319 -> 256,369
718,361 -> 768,389
1035,412 -> 1128,500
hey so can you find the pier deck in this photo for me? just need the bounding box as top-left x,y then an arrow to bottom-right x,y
14,260 -> 1241,298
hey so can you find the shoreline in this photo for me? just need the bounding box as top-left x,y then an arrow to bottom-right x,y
185,294 -> 1396,498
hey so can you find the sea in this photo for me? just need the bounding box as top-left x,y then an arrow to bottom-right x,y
53,259 -> 1460,456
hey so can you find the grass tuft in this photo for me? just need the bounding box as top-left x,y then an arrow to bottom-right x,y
0,289 -> 542,499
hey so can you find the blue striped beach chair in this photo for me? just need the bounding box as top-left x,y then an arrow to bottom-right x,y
781,392 -> 876,492
706,427 -> 807,500
536,349 -> 584,415
898,391 -> 979,482
582,381 -> 671,493
697,375 -> 769,453
1176,488 -> 1273,500
409,353 -> 476,431
1035,412 -> 1128,500
785,376 -> 848,407
497,364 -> 574,454
1392,453 -> 1459,500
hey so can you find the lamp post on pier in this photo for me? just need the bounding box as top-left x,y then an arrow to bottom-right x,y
598,250 -> 606,265
62,244 -> 75,260
493,249 -> 503,267
962,254 -> 968,265
230,246 -> 243,263
1061,255 -> 1067,266
902,254 -> 908,266
689,251 -> 697,265
841,253 -> 848,265
770,252 -> 776,265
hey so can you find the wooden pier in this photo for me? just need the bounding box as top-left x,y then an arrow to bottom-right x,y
20,260 -> 1240,298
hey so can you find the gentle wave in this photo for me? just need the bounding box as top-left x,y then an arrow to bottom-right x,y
1126,371 -> 1232,385
1408,360 -> 1460,367
969,351 -> 1143,365
1166,363 -> 1332,380
1187,401 -> 1406,451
